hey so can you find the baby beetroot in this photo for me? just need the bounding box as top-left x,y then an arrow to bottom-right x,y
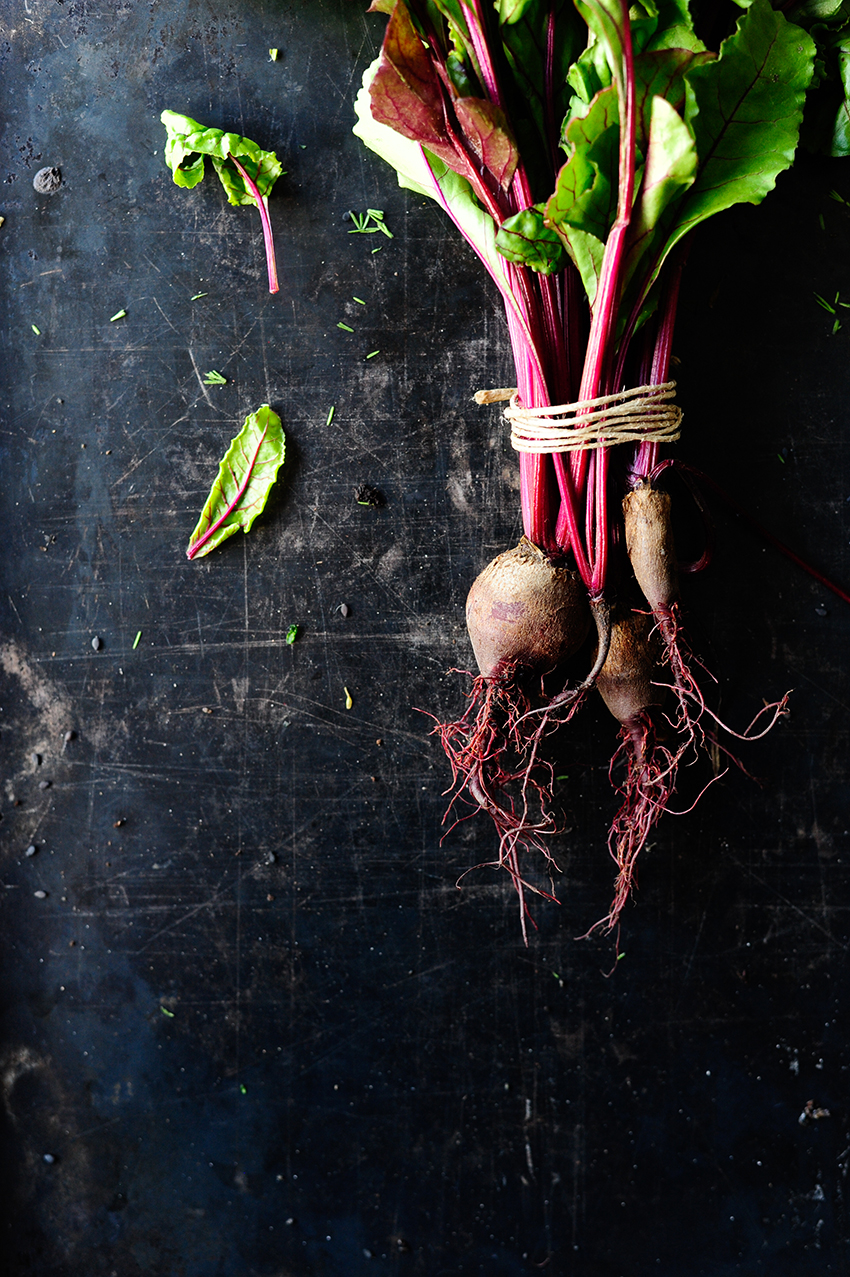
466,538 -> 590,681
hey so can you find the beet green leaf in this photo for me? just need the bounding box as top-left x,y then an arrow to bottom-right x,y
161,111 -> 283,206
186,405 -> 285,561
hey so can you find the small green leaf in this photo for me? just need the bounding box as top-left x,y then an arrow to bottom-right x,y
496,205 -> 569,274
285,624 -> 298,644
160,110 -> 283,208
110,309 -> 127,322
204,370 -> 227,385
338,322 -> 354,332
814,292 -> 836,312
186,405 -> 285,560
269,47 -> 280,61
160,1006 -> 175,1018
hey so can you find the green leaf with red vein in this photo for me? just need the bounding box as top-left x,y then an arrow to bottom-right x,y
186,405 -> 285,560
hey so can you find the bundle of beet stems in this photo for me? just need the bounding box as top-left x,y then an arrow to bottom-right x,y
354,0 -> 820,942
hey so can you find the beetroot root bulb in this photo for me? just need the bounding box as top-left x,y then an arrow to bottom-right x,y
431,538 -> 593,942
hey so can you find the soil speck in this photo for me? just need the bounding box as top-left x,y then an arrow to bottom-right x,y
33,167 -> 61,194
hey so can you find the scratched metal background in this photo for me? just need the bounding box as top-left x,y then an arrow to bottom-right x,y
2,1 -> 850,1273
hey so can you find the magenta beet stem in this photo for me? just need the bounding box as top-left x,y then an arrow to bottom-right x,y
228,153 -> 279,295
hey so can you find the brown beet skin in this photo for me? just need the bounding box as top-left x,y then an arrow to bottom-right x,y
596,610 -> 663,727
466,537 -> 590,680
623,482 -> 677,613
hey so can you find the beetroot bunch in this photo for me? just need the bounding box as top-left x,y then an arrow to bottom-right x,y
355,0 -> 814,940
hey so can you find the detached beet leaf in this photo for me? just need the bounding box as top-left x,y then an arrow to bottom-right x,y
187,405 -> 285,560
161,110 -> 284,293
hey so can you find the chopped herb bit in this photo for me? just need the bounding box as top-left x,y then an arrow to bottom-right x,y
160,1006 -> 175,1018
337,321 -> 354,332
132,630 -> 142,650
269,47 -> 280,61
344,687 -> 353,710
31,324 -> 41,335
110,309 -> 127,322
354,483 -> 385,508
555,774 -> 569,780
191,292 -> 208,300
353,296 -> 366,304
819,213 -> 825,231
0,216 -> 5,228
829,189 -> 847,205
777,453 -> 786,463
239,1083 -> 247,1094
814,293 -> 836,314
203,370 -> 227,385
285,624 -> 298,645
552,971 -> 560,980
617,953 -> 626,962
833,317 -> 842,336
326,406 -> 335,426
371,246 -> 382,254
366,350 -> 380,359
347,208 -> 393,237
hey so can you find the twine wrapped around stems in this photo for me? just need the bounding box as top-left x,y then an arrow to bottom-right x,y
474,381 -> 682,454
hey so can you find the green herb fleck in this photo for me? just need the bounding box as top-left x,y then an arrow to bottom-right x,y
814,293 -> 836,314
819,213 -> 825,231
160,1006 -> 175,1018
353,296 -> 366,305
285,624 -> 298,645
555,774 -> 569,780
110,309 -> 127,322
31,324 -> 41,335
132,630 -> 142,650
203,370 -> 227,385
191,292 -> 208,300
829,189 -> 847,205
617,952 -> 626,962
344,687 -> 353,710
371,246 -> 382,254
777,453 -> 786,463
337,322 -> 354,333
326,406 -> 335,426
366,350 -> 380,359
833,317 -> 842,336
269,48 -> 279,61
347,209 -> 393,238
239,1083 -> 247,1094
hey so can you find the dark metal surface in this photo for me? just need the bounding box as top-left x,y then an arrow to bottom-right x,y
2,2 -> 850,1273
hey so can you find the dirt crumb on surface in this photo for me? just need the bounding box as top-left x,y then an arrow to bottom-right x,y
32,167 -> 61,194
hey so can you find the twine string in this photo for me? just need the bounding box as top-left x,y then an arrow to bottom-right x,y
473,381 -> 682,454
